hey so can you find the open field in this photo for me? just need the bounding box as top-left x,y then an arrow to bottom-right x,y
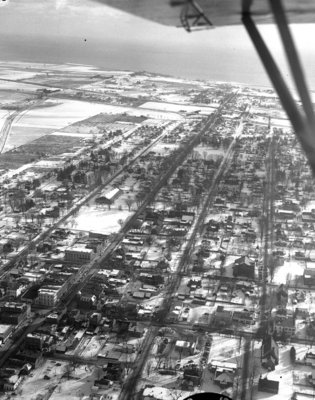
139,101 -> 215,115
63,207 -> 133,235
0,134 -> 82,169
10,359 -> 100,400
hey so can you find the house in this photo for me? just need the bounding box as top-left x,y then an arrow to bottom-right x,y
214,306 -> 233,327
208,360 -> 237,373
276,209 -> 295,220
95,188 -> 121,205
258,377 -> 279,394
175,340 -> 195,356
232,310 -> 254,325
275,317 -> 296,337
1,374 -> 22,391
304,269 -> 315,286
214,371 -> 234,387
128,322 -> 145,338
233,256 -> 255,279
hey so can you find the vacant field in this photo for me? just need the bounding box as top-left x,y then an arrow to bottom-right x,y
0,134 -> 82,169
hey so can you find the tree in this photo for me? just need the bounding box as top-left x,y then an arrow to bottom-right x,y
125,197 -> 134,211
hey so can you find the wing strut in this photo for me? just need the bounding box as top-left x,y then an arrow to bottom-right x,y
180,0 -> 213,32
242,0 -> 315,175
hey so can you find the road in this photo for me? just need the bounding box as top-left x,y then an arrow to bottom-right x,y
0,120 -> 177,281
238,126 -> 276,400
118,93 -> 239,400
0,99 -> 44,153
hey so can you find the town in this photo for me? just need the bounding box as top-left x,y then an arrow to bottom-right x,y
0,62 -> 313,400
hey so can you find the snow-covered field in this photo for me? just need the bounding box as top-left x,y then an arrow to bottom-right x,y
0,109 -> 10,131
63,207 -> 133,235
193,146 -> 225,160
13,359 -> 100,400
4,98 -> 182,151
273,259 -> 305,285
139,101 -> 215,115
253,344 -> 302,400
271,118 -> 292,127
0,70 -> 37,80
209,335 -> 241,363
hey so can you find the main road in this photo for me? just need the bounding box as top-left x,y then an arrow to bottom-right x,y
118,92 -> 241,400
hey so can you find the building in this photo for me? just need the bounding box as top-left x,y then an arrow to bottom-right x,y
232,310 -> 254,325
65,245 -> 94,263
7,282 -> 27,298
175,340 -> 195,356
233,256 -> 255,279
304,269 -> 315,286
95,188 -> 121,205
37,286 -> 62,306
0,324 -> 14,344
0,302 -> 31,325
276,209 -> 295,220
24,333 -> 52,351
275,317 -> 296,337
258,377 -> 279,394
2,374 -> 22,391
208,360 -> 237,373
214,306 -> 233,327
214,371 -> 234,387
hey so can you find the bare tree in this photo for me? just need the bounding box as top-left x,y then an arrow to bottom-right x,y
125,197 -> 134,211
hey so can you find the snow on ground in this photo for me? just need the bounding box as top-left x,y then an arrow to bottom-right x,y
253,344 -> 299,400
79,336 -> 106,359
150,142 -> 178,155
271,117 -> 292,127
188,305 -> 213,324
201,368 -> 233,398
158,94 -> 191,104
4,126 -> 53,151
193,145 -> 225,160
139,101 -> 215,115
63,207 -> 133,235
0,69 -> 38,80
209,335 -> 241,363
0,109 -> 10,131
272,259 -> 305,285
6,98 -> 182,151
53,132 -> 104,138
0,80 -> 52,92
13,359 -> 98,400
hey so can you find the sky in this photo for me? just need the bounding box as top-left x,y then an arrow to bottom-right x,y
1,0 -> 315,88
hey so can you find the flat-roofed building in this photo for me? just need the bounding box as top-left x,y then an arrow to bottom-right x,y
37,286 -> 61,307
65,245 -> 94,263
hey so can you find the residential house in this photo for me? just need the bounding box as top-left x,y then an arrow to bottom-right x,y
275,317 -> 296,337
214,371 -> 234,388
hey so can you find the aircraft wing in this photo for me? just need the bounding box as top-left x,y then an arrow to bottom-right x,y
93,0 -> 315,27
